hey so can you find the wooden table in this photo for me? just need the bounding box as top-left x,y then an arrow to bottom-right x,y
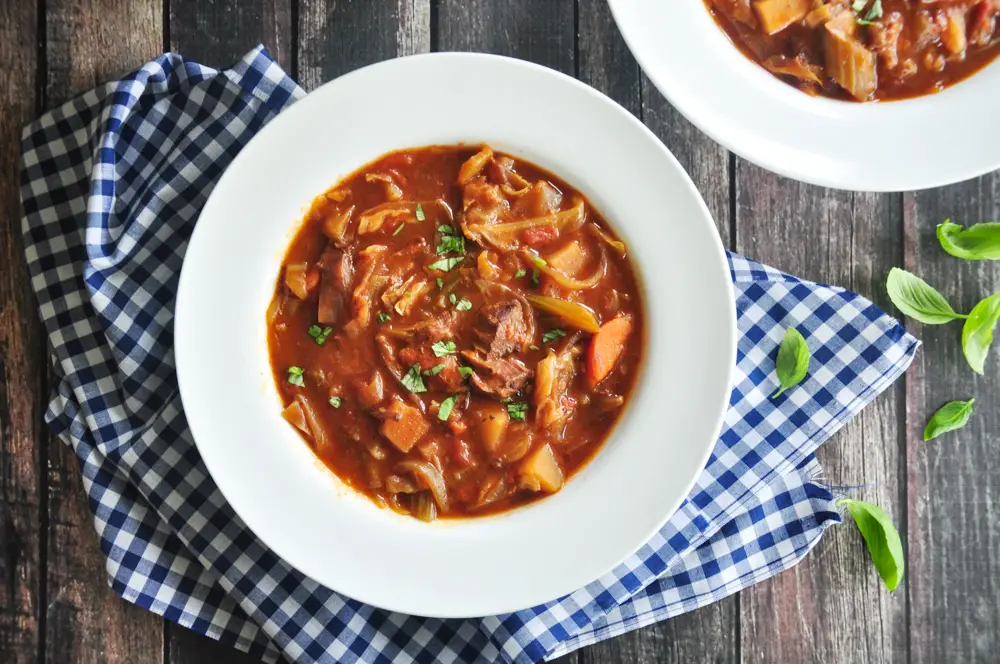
1,1 -> 998,662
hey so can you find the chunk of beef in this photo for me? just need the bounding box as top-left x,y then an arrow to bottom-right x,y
482,299 -> 532,357
317,246 -> 353,326
461,349 -> 532,400
389,310 -> 461,344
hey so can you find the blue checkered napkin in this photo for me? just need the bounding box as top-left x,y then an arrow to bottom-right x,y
19,46 -> 919,664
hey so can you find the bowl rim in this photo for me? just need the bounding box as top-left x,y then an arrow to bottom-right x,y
174,51 -> 737,617
608,0 -> 1000,192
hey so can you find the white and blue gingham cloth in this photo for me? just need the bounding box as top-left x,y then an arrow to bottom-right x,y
19,47 -> 918,664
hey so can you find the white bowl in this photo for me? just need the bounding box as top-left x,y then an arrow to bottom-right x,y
609,0 -> 1000,192
174,53 -> 735,618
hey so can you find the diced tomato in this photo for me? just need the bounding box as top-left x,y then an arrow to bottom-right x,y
521,225 -> 558,246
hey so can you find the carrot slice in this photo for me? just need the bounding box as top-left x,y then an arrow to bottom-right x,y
586,316 -> 633,388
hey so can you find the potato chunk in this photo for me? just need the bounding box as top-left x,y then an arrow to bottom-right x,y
380,399 -> 430,452
476,401 -> 510,454
825,17 -> 877,101
518,443 -> 564,493
753,0 -> 811,35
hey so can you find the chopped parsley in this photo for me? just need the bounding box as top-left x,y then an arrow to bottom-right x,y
328,396 -> 342,408
308,324 -> 334,345
429,256 -> 464,272
424,363 -> 446,377
542,329 -> 567,344
438,394 -> 458,421
514,269 -> 527,279
458,366 -> 474,379
437,234 -> 465,255
392,223 -> 405,236
438,224 -> 455,233
506,401 -> 529,422
431,340 -> 457,357
287,366 -> 305,387
455,297 -> 472,312
415,203 -> 426,221
855,0 -> 882,24
531,266 -> 540,288
401,364 -> 427,393
377,311 -> 391,324
449,292 -> 457,305
436,277 -> 444,289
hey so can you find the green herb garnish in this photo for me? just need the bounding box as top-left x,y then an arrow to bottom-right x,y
962,293 -> 1000,374
401,364 -> 427,393
455,297 -> 472,312
329,396 -> 342,408
449,292 -> 457,305
839,498 -> 904,592
424,363 -> 446,377
429,256 -> 464,272
377,311 -> 391,324
937,220 -> 1000,260
307,324 -> 333,345
287,366 -> 305,387
431,340 -> 457,357
771,327 -> 810,399
531,267 -> 540,288
392,223 -> 405,236
923,398 -> 975,441
436,277 -> 444,289
886,267 -> 966,325
855,0 -> 882,24
438,394 -> 458,421
506,401 -> 528,422
415,203 -> 426,222
542,329 -> 567,344
514,269 -> 527,279
529,344 -> 539,350
458,366 -> 474,379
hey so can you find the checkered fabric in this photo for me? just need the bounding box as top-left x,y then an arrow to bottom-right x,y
18,46 -> 919,664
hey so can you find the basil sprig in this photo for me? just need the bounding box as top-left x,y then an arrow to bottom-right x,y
886,268 -> 966,324
936,220 -> 1000,261
962,293 -> 1000,375
840,498 -> 904,592
923,399 -> 975,441
771,327 -> 810,398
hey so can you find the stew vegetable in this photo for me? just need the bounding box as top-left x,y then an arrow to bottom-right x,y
267,145 -> 644,520
706,0 -> 1000,101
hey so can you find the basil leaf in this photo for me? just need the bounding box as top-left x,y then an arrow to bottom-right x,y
431,340 -> 457,357
287,366 -> 305,387
436,234 -> 465,255
936,220 -> 1000,261
923,398 -> 975,441
840,498 -> 905,592
542,328 -> 567,344
415,203 -> 425,222
506,401 -> 528,421
424,363 -> 446,377
436,277 -> 444,289
377,311 -> 391,324
851,0 -> 867,11
455,297 -> 472,312
458,366 -> 474,379
438,394 -> 458,421
428,256 -> 464,272
886,267 -> 965,324
771,327 -> 810,398
401,364 -> 427,393
392,223 -> 405,236
328,396 -> 342,408
514,269 -> 527,279
962,293 -> 1000,374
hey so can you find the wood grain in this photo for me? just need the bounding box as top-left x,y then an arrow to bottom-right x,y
43,1 -> 166,662
170,0 -> 294,71
735,171 -> 909,663
0,1 -> 42,663
904,179 -> 1000,664
299,0 -> 430,92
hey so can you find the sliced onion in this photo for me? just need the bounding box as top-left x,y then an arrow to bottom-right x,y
525,293 -> 600,333
284,262 -> 310,300
295,394 -> 332,453
458,146 -> 494,185
465,198 -> 586,251
365,173 -> 404,201
410,491 -> 438,522
322,205 -> 355,246
588,223 -> 626,258
397,460 -> 449,511
524,244 -> 607,291
281,400 -> 309,435
386,474 -> 420,494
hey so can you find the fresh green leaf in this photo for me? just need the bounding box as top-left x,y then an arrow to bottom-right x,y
436,277 -> 444,289
438,394 -> 458,421
328,396 -> 342,408
962,293 -> 1000,374
424,363 -> 446,377
542,328 -> 567,344
514,269 -> 527,279
531,266 -> 540,288
392,223 -> 405,236
287,366 -> 305,387
431,340 -> 457,357
377,311 -> 391,324
855,0 -> 882,24
308,325 -> 333,345
886,267 -> 966,324
401,364 -> 427,393
839,498 -> 905,592
437,224 -> 454,233
429,256 -> 464,272
455,297 -> 472,312
771,327 -> 810,398
529,344 -> 539,350
415,203 -> 426,222
449,292 -> 457,305
458,366 -> 474,379
923,399 -> 975,441
436,234 -> 465,255
936,220 -> 1000,261
851,0 -> 867,11
506,401 -> 529,421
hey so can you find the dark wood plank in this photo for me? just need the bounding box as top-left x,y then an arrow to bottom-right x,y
576,2 -> 738,662
735,171 -> 908,662
904,179 -> 1000,664
170,0 -> 293,71
43,1 -> 167,662
0,2 -> 43,663
299,0 -> 430,92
